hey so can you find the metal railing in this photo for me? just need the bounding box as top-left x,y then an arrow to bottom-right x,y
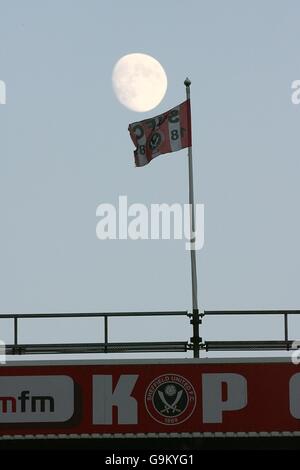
201,310 -> 300,351
0,311 -> 192,355
1,309 -> 300,356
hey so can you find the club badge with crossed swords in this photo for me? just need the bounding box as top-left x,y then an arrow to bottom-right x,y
158,389 -> 183,414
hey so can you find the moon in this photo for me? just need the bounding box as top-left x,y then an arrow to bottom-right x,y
112,53 -> 168,112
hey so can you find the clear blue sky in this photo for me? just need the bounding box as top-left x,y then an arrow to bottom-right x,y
0,0 -> 300,357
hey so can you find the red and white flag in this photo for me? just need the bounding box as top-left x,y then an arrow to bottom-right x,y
128,99 -> 192,167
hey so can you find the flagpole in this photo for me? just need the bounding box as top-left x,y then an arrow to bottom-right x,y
184,77 -> 201,359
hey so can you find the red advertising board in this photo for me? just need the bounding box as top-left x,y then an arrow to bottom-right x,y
0,357 -> 299,437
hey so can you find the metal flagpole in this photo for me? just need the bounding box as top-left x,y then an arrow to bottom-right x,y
184,77 -> 201,358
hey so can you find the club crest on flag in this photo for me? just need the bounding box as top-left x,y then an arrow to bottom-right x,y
128,99 -> 192,167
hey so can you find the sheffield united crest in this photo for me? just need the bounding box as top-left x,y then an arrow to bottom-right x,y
145,374 -> 196,425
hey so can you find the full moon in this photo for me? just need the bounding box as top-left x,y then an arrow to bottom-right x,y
112,53 -> 168,112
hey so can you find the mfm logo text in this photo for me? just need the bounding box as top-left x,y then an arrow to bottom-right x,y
0,376 -> 74,423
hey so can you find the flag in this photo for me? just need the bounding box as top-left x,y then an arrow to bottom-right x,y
128,99 -> 192,167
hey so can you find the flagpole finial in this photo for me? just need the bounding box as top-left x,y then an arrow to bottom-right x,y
184,77 -> 191,87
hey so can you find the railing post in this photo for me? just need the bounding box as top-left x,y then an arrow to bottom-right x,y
284,313 -> 289,350
104,316 -> 108,353
14,317 -> 18,355
190,310 -> 201,358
